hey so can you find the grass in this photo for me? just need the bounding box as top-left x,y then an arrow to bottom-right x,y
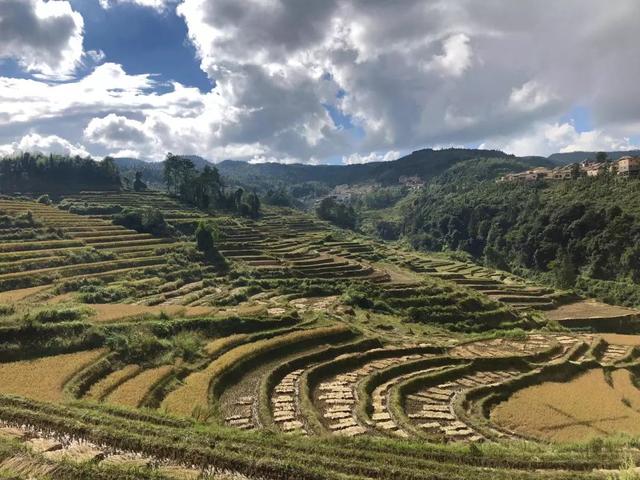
0,350 -> 106,402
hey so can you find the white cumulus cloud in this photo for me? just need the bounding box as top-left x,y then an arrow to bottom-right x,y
342,150 -> 400,165
84,114 -> 156,149
3,0 -> 640,163
0,0 -> 84,78
0,133 -> 90,157
481,122 -> 639,157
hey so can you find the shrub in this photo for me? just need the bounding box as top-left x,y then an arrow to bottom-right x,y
69,203 -> 123,215
37,194 -> 51,205
55,277 -> 104,294
78,285 -> 132,303
172,331 -> 204,362
0,211 -> 39,229
195,220 -> 227,269
24,305 -> 91,324
113,207 -> 173,237
105,329 -> 170,364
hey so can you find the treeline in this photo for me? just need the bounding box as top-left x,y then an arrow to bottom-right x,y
316,197 -> 357,229
0,153 -> 121,193
164,154 -> 260,217
402,158 -> 640,305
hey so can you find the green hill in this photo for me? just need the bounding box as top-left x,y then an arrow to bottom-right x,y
402,158 -> 640,306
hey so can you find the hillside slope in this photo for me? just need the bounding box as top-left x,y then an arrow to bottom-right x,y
402,158 -> 640,306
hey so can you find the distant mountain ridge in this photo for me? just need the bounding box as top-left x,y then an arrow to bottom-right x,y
115,148 -> 527,190
548,150 -> 640,165
114,147 -> 640,190
215,149 -> 525,187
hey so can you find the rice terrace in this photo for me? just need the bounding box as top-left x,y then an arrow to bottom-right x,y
0,151 -> 639,480
2,1 -> 640,478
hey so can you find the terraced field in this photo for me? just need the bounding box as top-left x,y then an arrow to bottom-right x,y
0,192 -> 639,478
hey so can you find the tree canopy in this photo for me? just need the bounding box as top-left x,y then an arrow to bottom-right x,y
0,153 -> 121,193
163,153 -> 260,217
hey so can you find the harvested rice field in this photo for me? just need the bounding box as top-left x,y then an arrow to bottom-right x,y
545,300 -> 639,327
491,368 -> 640,442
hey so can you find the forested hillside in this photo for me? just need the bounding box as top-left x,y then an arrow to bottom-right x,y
115,149 -> 523,193
217,148 -> 520,187
0,153 -> 121,193
403,158 -> 640,306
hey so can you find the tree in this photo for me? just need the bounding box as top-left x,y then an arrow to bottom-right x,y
163,153 -> 180,195
246,191 -> 261,218
0,152 -> 121,193
164,154 -> 224,212
316,197 -> 357,229
113,208 -> 172,237
550,249 -> 577,289
163,153 -> 195,196
596,151 -> 608,163
133,171 -> 147,192
570,163 -> 581,179
233,188 -> 244,211
264,188 -> 292,207
622,244 -> 640,282
195,221 -> 227,269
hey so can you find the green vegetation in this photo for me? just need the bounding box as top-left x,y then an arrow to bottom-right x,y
0,173 -> 638,479
402,158 -> 640,306
316,196 -> 357,229
194,220 -> 227,269
113,208 -> 173,236
163,154 -> 260,217
0,153 -> 120,193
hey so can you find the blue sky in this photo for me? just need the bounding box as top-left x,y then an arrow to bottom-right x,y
67,0 -> 210,91
0,0 -> 639,164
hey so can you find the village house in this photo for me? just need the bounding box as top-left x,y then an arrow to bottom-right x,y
615,156 -> 640,177
499,156 -> 640,183
499,167 -> 551,182
549,165 -> 575,180
398,175 -> 425,190
584,162 -> 607,177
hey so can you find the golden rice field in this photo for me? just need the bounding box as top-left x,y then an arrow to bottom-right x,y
0,286 -> 49,303
85,364 -> 142,401
203,333 -> 249,356
491,368 -> 640,442
105,365 -> 174,407
599,333 -> 640,346
162,325 -> 348,417
0,350 -> 105,403
4,194 -> 640,478
87,303 -> 215,323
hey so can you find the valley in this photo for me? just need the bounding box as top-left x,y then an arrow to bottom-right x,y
0,181 -> 638,479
